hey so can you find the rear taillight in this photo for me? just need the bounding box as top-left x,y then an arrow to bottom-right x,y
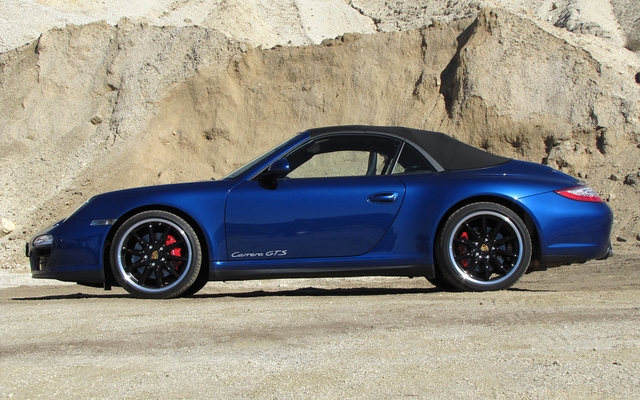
554,186 -> 603,202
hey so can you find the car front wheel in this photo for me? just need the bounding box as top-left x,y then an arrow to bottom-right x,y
110,210 -> 202,299
435,203 -> 531,291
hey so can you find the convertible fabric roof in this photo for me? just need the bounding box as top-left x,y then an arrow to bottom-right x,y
307,125 -> 511,172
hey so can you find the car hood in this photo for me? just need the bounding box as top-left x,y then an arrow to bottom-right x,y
68,179 -> 238,222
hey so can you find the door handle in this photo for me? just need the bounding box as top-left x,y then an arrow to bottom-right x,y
367,192 -> 399,204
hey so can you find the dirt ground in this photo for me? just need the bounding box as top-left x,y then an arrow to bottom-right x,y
1,251 -> 639,399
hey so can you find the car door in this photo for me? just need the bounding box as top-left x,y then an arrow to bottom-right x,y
225,134 -> 406,260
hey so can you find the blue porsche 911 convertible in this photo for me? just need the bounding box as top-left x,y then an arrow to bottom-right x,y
27,126 -> 613,298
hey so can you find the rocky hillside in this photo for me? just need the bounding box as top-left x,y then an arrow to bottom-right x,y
1,0 -> 639,268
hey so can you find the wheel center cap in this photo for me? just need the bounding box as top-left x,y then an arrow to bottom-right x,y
480,244 -> 490,253
151,250 -> 159,260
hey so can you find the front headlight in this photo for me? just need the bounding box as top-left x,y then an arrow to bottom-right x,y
33,234 -> 54,247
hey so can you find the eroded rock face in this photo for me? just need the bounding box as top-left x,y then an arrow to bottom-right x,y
611,0 -> 640,51
440,9 -> 640,165
1,4 -> 639,266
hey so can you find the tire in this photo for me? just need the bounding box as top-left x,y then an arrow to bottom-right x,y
180,268 -> 209,297
110,210 -> 202,299
435,202 -> 532,291
426,268 -> 459,291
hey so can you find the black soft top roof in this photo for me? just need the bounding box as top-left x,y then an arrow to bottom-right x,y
307,125 -> 510,172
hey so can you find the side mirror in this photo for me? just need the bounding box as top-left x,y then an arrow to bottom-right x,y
262,158 -> 290,179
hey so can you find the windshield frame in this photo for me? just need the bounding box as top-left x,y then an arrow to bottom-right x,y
222,131 -> 311,180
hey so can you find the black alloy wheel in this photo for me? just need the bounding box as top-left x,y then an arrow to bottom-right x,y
435,202 -> 532,291
110,210 -> 202,299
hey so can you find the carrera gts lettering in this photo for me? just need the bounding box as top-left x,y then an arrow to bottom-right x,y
231,250 -> 288,258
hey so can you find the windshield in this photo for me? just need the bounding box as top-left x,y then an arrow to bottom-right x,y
223,132 -> 308,180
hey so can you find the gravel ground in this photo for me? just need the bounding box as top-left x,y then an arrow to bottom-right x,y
1,253 -> 639,399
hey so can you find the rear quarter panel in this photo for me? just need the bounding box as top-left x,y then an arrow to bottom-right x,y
390,164 -> 611,265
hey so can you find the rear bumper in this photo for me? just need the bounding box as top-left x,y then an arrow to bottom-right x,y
597,244 -> 613,260
519,192 -> 613,264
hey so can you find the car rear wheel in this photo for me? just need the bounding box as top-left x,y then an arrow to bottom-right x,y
110,210 -> 202,299
435,203 -> 531,291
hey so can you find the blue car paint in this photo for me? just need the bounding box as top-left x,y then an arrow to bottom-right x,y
30,180 -> 236,283
29,218 -> 110,282
518,192 -> 613,261
225,176 -> 406,259
28,127 -> 613,287
213,162 -> 611,280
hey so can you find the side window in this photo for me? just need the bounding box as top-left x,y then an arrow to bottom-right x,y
393,143 -> 436,174
285,135 -> 402,179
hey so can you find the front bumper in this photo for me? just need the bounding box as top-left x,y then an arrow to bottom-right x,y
26,218 -> 111,284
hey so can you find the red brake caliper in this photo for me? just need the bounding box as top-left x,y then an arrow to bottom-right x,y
459,231 -> 470,268
165,235 -> 182,270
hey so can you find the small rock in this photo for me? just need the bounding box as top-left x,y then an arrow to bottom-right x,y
624,174 -> 637,185
636,233 -> 640,241
607,193 -> 616,202
609,174 -> 619,181
341,33 -> 362,43
0,218 -> 16,235
90,115 -> 103,125
321,38 -> 336,46
184,18 -> 193,24
616,236 -> 628,242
